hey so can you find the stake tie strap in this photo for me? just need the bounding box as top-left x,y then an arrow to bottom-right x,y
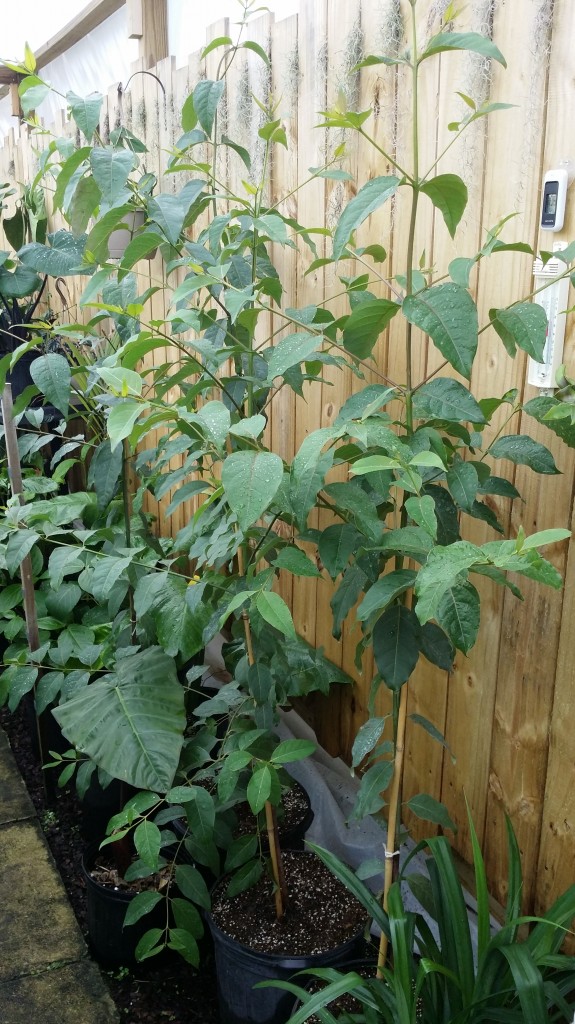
384,846 -> 400,860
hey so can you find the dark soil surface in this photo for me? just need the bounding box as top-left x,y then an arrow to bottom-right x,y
210,851 -> 367,956
0,701 -> 220,1024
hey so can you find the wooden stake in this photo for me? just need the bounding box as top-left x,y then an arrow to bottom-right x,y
377,681 -> 409,975
1,385 -> 49,791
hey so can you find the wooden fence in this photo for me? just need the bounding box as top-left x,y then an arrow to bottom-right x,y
1,0 -> 574,925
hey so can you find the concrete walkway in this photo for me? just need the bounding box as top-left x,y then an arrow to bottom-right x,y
0,728 -> 119,1024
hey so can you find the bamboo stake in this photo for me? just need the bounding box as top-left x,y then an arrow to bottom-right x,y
237,544 -> 288,918
1,384 -> 49,791
377,680 -> 409,975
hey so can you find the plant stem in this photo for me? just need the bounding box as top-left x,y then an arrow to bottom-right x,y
378,1 -> 420,970
236,535 -> 287,918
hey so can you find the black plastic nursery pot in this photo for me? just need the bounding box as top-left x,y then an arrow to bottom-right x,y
82,841 -> 171,967
206,850 -> 367,1024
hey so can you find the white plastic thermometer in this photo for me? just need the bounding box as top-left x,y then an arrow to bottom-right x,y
527,245 -> 570,390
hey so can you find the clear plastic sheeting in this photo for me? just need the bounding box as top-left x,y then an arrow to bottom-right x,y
0,8 -> 138,141
167,0 -> 300,69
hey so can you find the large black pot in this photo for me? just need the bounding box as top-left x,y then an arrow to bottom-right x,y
206,851 -> 367,1024
82,842 -> 170,966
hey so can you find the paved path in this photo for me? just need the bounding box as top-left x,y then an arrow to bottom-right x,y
0,728 -> 118,1024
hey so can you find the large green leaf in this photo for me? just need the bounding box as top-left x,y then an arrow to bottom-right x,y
193,79 -> 225,137
266,332 -> 322,382
420,174 -> 468,238
6,529 -> 40,576
331,564 -> 368,639
372,604 -> 420,690
254,591 -> 296,638
352,760 -> 394,817
19,230 -> 88,277
87,440 -> 123,509
0,265 -> 41,298
318,523 -> 361,578
421,32 -> 507,67
53,647 -> 185,793
342,299 -> 400,359
490,435 -> 560,475
272,547 -> 322,578
357,570 -> 417,622
351,717 -> 387,767
407,793 -> 456,831
289,427 -> 335,530
107,399 -> 150,451
69,176 -> 101,236
414,541 -> 485,624
489,303 -> 547,360
148,179 -> 206,246
67,91 -> 103,140
413,378 -> 486,423
30,354 -> 71,417
221,451 -> 283,531
403,284 -> 478,379
90,147 -> 136,204
333,176 -> 401,261
525,395 -> 575,449
436,580 -> 480,653
446,460 -> 478,511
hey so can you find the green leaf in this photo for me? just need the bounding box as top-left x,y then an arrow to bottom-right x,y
19,78 -> 50,115
174,864 -> 210,910
87,440 -> 123,509
53,648 -> 185,793
405,495 -> 437,538
123,891 -> 164,928
229,414 -> 266,439
201,35 -> 233,59
5,666 -> 38,712
419,623 -> 455,671
196,399 -> 231,450
357,570 -> 416,622
19,230 -> 88,277
67,91 -> 103,140
193,79 -> 225,137
270,739 -> 316,764
134,928 -> 164,961
351,717 -> 387,767
490,435 -> 560,475
333,176 -> 401,261
167,927 -> 200,966
352,761 -> 394,817
407,793 -> 456,831
221,451 -> 284,530
89,555 -> 131,602
247,765 -> 272,814
331,564 -> 367,639
373,604 -> 420,690
6,530 -> 40,576
519,527 -> 571,550
342,299 -> 400,359
30,354 -> 71,417
90,147 -> 136,204
403,284 -> 478,379
226,859 -> 263,898
436,581 -> 480,654
272,547 -> 322,578
148,181 -> 206,245
413,378 -> 486,423
241,40 -> 270,64
420,174 -> 468,238
290,427 -> 335,531
53,147 -> 91,212
184,786 -> 215,845
446,460 -> 478,511
224,835 -> 258,873
421,32 -> 507,67
181,92 -> 197,131
266,332 -> 322,382
134,820 -> 162,870
254,591 -> 296,638
319,523 -> 361,578
107,400 -> 149,451
490,303 -> 547,360
69,175 -> 101,237
118,231 -> 163,273
415,541 -> 485,624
